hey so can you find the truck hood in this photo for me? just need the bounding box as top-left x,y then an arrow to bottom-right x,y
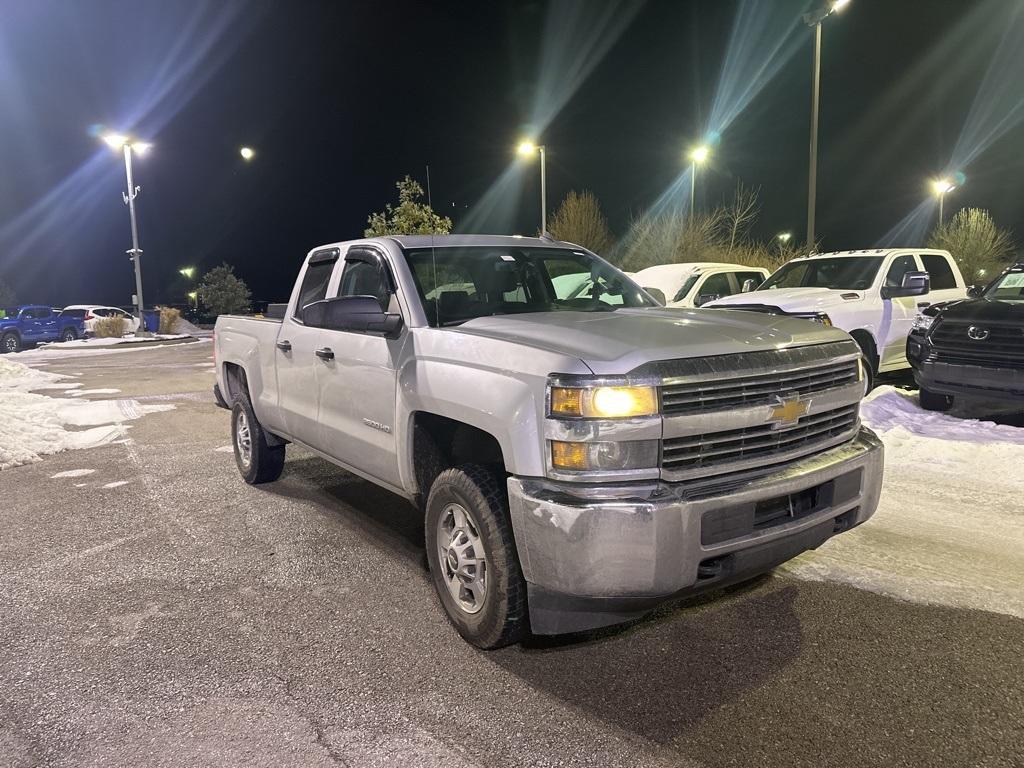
706,287 -> 863,313
931,297 -> 1024,323
450,308 -> 851,375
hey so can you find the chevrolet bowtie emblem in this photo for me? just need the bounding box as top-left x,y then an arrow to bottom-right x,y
768,395 -> 809,429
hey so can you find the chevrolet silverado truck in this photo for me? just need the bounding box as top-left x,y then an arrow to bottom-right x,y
1,305 -> 83,353
705,248 -> 967,390
908,261 -> 1024,410
213,235 -> 883,648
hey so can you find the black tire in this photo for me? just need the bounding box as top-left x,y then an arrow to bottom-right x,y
1,332 -> 20,354
60,327 -> 77,342
860,353 -> 875,395
425,465 -> 528,649
231,394 -> 285,484
919,387 -> 953,412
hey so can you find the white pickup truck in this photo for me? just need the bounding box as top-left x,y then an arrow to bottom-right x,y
214,235 -> 883,647
633,262 -> 769,308
706,248 -> 967,388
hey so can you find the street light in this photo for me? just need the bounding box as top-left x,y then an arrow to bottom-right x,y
803,0 -> 851,248
187,290 -> 198,310
687,144 -> 711,219
516,140 -> 547,235
930,178 -> 956,225
179,266 -> 196,280
777,231 -> 793,254
101,132 -> 152,336
240,146 -> 255,161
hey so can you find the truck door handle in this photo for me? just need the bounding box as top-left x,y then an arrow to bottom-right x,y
276,340 -> 292,352
315,347 -> 334,361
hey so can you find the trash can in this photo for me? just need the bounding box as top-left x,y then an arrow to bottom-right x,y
142,309 -> 160,333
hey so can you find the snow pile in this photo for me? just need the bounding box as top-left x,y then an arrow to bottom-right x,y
0,357 -> 70,392
0,391 -> 175,470
782,386 -> 1024,618
39,333 -> 191,350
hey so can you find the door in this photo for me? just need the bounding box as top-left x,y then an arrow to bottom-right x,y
877,254 -> 920,370
692,272 -> 734,306
920,253 -> 964,307
277,248 -> 341,442
315,248 -> 403,486
23,308 -> 53,341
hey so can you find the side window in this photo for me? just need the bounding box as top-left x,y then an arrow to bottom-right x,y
697,272 -> 733,300
736,271 -> 765,290
884,255 -> 918,288
337,259 -> 390,311
921,254 -> 956,290
28,308 -> 49,319
295,256 -> 337,318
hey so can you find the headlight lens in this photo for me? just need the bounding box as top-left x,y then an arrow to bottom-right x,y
550,385 -> 659,418
912,314 -> 935,332
551,440 -> 660,471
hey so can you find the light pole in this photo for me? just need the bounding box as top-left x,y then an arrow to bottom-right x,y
179,267 -> 197,310
688,144 -> 711,219
930,178 -> 956,225
516,140 -> 547,235
102,133 -> 152,335
803,0 -> 851,249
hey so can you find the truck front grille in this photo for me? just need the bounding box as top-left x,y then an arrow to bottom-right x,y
929,320 -> 1024,366
661,358 -> 859,415
662,403 -> 858,474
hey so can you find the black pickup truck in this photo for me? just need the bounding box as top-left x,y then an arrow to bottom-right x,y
907,262 -> 1024,410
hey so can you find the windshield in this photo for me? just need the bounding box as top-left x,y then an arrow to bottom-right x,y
403,246 -> 656,327
760,256 -> 883,291
986,267 -> 1024,301
673,274 -> 700,303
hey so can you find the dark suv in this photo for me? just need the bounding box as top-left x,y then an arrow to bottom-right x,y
907,262 -> 1024,410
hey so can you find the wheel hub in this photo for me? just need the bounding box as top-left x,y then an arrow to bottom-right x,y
235,410 -> 253,468
437,503 -> 487,614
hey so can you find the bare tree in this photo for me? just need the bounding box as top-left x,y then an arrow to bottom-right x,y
547,190 -> 614,255
928,208 -> 1015,283
720,183 -> 761,255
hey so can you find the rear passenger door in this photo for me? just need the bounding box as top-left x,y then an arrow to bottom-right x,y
277,248 -> 341,441
315,247 -> 403,487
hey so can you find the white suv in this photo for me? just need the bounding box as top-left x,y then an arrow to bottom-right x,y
62,305 -> 141,335
634,262 -> 769,308
705,248 -> 967,387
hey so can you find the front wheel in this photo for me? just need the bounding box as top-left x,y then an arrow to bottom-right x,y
1,332 -> 20,354
425,465 -> 528,649
231,395 -> 285,484
919,387 -> 953,412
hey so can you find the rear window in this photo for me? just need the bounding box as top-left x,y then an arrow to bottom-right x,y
921,255 -> 956,290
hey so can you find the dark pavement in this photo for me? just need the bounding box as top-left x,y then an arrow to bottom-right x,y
1,342 -> 1021,767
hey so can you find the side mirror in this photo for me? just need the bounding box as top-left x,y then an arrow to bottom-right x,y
881,271 -> 930,299
741,279 -> 759,293
304,296 -> 403,338
643,286 -> 666,305
967,284 -> 984,298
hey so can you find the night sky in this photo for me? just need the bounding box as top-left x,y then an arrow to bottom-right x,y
2,0 -> 1023,308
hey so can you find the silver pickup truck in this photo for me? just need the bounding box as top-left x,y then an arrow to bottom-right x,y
214,235 -> 883,648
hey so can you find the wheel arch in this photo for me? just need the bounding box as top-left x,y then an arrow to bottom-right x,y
410,412 -> 507,507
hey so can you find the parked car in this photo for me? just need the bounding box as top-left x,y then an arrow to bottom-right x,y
634,262 -> 769,307
213,235 -> 882,648
705,248 -> 967,390
0,305 -> 84,352
907,261 -> 1024,410
61,305 -> 141,335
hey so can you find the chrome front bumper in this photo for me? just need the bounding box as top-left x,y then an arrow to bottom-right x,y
507,427 -> 884,634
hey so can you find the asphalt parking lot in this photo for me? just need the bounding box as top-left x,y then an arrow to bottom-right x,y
1,341 -> 1022,767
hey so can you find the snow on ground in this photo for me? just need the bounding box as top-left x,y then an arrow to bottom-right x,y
38,333 -> 191,350
11,337 -> 209,364
0,357 -> 175,470
782,386 -> 1024,619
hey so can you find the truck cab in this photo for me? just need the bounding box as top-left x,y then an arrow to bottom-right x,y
633,262 -> 769,308
705,248 -> 966,387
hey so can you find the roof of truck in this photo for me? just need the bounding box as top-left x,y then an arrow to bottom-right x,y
386,234 -> 579,250
802,248 -> 951,259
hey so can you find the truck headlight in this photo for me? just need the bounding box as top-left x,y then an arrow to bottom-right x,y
551,440 -> 660,471
911,314 -> 934,332
550,385 -> 659,418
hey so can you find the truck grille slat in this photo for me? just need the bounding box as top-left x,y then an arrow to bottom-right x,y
661,359 -> 858,415
662,404 -> 858,470
929,320 -> 1024,364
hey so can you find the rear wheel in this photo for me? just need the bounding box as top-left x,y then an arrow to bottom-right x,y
60,328 -> 77,342
1,332 -> 20,354
425,465 -> 527,649
231,394 -> 285,484
919,387 -> 953,412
